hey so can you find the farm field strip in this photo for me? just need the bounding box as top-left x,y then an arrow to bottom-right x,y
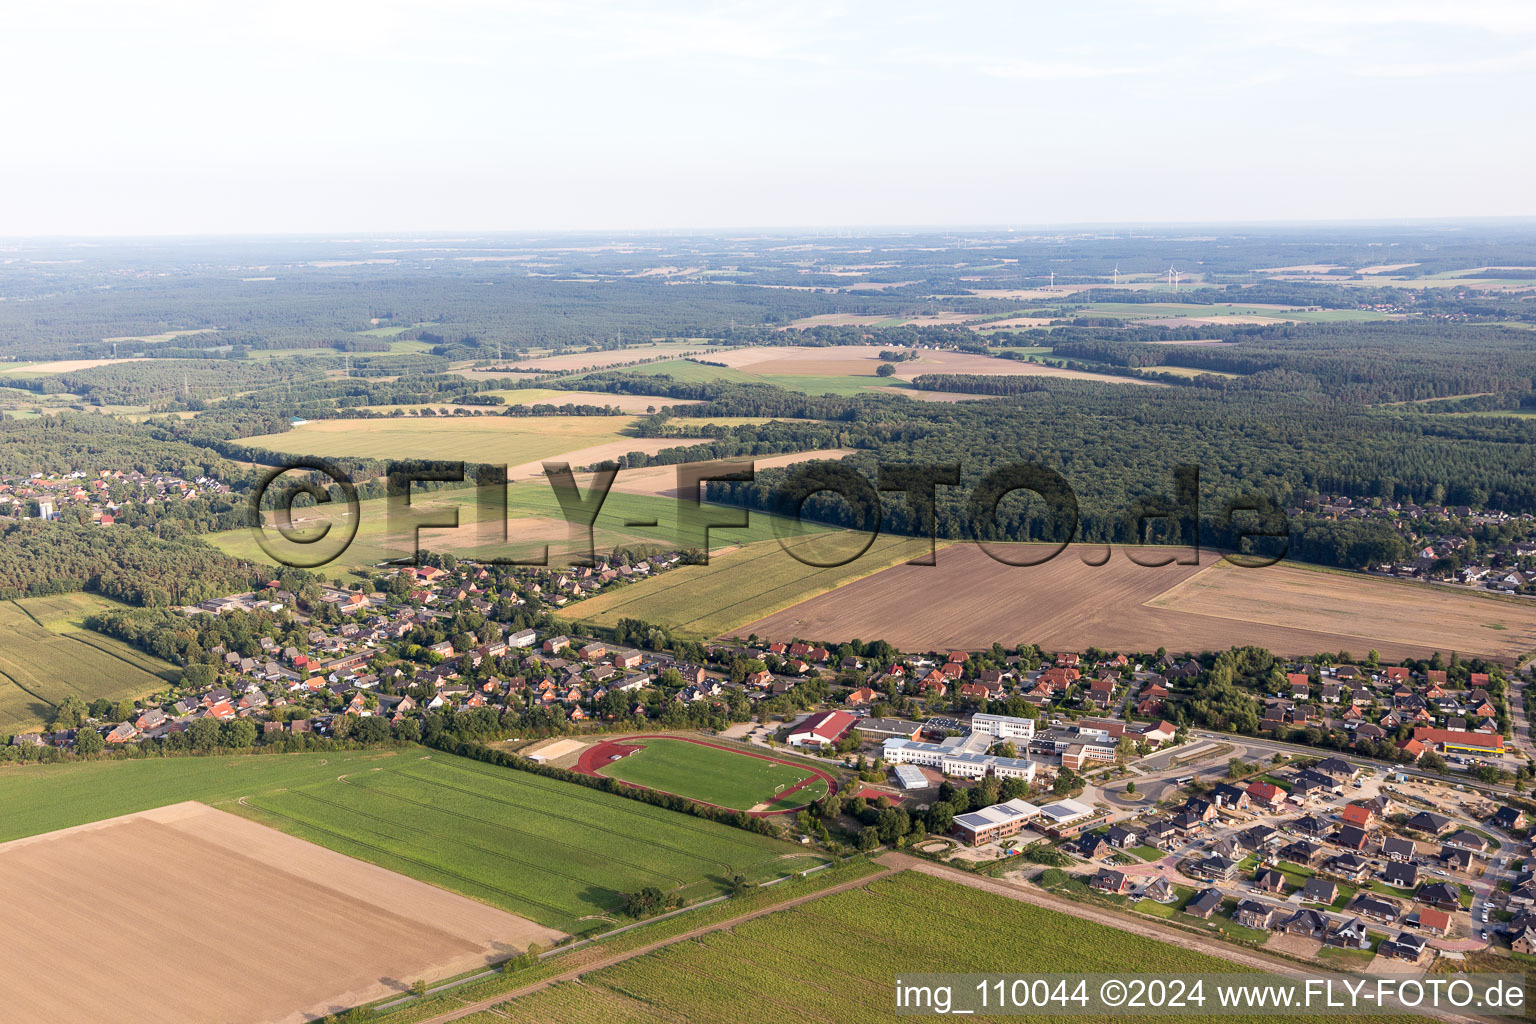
239,754 -> 818,932
564,533 -> 937,638
421,755 -> 803,861
0,748 -> 820,937
733,544 -> 1536,662
0,597 -> 178,734
0,803 -> 557,1024
363,763 -> 731,876
478,871 -> 1395,1024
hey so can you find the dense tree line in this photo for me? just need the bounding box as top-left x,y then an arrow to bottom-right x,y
0,520 -> 258,605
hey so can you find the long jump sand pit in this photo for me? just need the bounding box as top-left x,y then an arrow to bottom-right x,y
0,802 -> 562,1024
731,545 -> 1536,663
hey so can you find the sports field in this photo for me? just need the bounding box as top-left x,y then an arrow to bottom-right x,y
0,747 -> 822,935
0,594 -> 179,735
733,544 -> 1536,663
562,533 -> 937,639
579,736 -> 833,813
475,870 -> 1402,1024
0,802 -> 557,1024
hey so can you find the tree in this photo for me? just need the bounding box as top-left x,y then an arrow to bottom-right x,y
189,716 -> 222,751
409,980 -> 427,998
74,727 -> 104,755
181,663 -> 216,688
50,695 -> 87,731
221,718 -> 257,749
1125,780 -> 1136,794
875,362 -> 897,377
1420,752 -> 1447,774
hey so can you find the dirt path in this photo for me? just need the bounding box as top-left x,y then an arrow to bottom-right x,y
412,863 -> 900,1024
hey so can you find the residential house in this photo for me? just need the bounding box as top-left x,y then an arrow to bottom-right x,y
1283,908 -> 1329,938
1091,868 -> 1132,895
1301,877 -> 1338,907
1416,882 -> 1462,910
1326,917 -> 1371,949
1349,894 -> 1400,924
1233,900 -> 1276,930
1184,888 -> 1224,920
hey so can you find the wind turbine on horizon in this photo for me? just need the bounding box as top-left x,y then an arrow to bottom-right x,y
1167,265 -> 1181,292
1112,264 -> 1121,286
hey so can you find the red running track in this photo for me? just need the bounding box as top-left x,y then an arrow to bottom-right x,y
572,734 -> 838,817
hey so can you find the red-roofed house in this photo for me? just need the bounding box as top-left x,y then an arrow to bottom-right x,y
1245,780 -> 1286,811
786,710 -> 857,748
1340,803 -> 1374,827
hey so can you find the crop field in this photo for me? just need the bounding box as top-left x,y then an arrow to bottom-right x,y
1147,559 -> 1536,663
562,533 -> 937,639
485,342 -> 716,373
210,478 -> 836,574
0,747 -> 820,935
238,414 -> 666,465
0,802 -> 556,1024
579,737 -> 833,813
733,544 -> 1536,663
0,595 -> 179,735
481,387 -> 703,412
474,870 -> 1402,1024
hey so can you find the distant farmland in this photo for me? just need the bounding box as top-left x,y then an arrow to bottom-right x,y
732,544 -> 1536,663
0,747 -> 822,936
0,594 -> 179,735
237,414 -> 693,467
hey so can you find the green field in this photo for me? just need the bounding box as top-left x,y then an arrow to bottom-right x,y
597,738 -> 828,811
0,747 -> 822,935
563,534 -> 939,639
468,871 -> 1407,1024
238,414 -> 645,463
208,484 -> 836,575
0,594 -> 180,735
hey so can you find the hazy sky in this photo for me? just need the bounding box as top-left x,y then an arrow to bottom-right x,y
5,0 -> 1535,234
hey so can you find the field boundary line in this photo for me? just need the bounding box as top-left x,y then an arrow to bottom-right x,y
405,862 -> 901,1024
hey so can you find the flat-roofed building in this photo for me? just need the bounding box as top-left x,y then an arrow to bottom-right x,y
881,733 -> 1037,783
969,713 -> 1036,743
953,798 -> 1042,845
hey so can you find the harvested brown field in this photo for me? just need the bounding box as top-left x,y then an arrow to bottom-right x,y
494,343 -> 712,373
0,802 -> 560,1024
731,545 -> 1536,663
709,344 -> 1161,385
1148,559 -> 1536,663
